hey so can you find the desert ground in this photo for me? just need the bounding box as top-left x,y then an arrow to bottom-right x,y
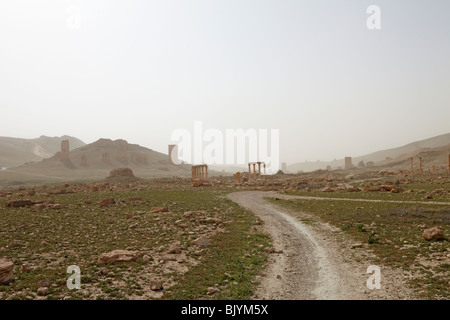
0,167 -> 448,300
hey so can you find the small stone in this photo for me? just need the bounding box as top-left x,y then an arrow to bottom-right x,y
150,280 -> 163,291
150,207 -> 169,213
98,250 -> 141,264
37,287 -> 49,296
207,287 -> 220,295
21,264 -> 32,273
423,227 -> 445,241
98,198 -> 116,207
0,259 -> 14,284
191,236 -> 211,247
39,279 -> 51,288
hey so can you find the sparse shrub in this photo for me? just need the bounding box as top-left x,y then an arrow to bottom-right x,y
356,223 -> 367,232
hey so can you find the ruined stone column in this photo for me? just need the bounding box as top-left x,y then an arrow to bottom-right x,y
264,164 -> 266,178
205,165 -> 208,181
236,172 -> 241,183
252,163 -> 256,180
410,157 -> 414,174
419,157 -> 422,173
248,164 -> 251,181
258,162 -> 261,177
448,154 -> 450,174
432,165 -> 436,174
61,140 -> 70,162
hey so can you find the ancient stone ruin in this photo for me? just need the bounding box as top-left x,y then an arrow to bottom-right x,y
248,162 -> 266,181
61,140 -> 70,161
344,157 -> 353,170
192,164 -> 208,187
104,168 -> 140,183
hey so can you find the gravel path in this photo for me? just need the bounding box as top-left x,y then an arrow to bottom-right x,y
228,191 -> 416,300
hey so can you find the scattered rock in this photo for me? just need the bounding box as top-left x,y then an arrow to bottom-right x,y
142,255 -> 151,262
39,279 -> 51,288
98,250 -> 141,263
37,287 -> 48,296
6,200 -> 34,208
0,259 -> 14,284
150,280 -> 163,291
109,168 -> 135,178
423,227 -> 445,241
264,247 -> 283,254
191,236 -> 211,247
380,185 -> 395,192
128,197 -> 142,202
150,207 -> 169,213
351,243 -> 364,249
21,264 -> 32,273
207,287 -> 220,295
99,198 -> 116,207
170,247 -> 182,254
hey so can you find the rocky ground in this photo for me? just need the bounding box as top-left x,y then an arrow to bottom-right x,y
0,168 -> 448,300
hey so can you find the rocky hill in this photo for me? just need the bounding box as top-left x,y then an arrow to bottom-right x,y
0,135 -> 85,168
0,138 -> 192,186
288,133 -> 450,172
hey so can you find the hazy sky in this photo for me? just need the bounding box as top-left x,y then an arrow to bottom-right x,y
1,0 -> 449,164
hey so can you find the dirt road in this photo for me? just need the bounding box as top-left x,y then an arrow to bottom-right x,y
228,191 -> 415,300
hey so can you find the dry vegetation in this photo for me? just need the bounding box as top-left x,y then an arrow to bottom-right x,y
0,179 -> 270,300
0,168 -> 448,300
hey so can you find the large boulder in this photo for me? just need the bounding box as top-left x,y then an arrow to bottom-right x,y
0,259 -> 14,284
423,227 -> 445,241
150,207 -> 169,213
109,168 -> 135,178
98,250 -> 142,264
6,200 -> 35,208
98,198 -> 116,207
104,168 -> 140,184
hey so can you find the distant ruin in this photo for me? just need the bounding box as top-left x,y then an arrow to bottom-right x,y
104,167 -> 140,183
344,157 -> 353,170
61,140 -> 70,161
248,162 -> 266,181
192,164 -> 208,187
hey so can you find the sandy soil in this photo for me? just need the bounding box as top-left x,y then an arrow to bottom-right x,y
228,191 -> 416,300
